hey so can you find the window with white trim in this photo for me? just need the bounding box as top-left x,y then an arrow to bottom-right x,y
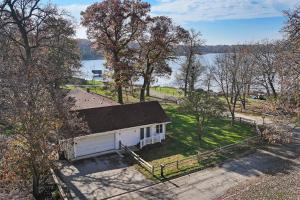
156,124 -> 163,133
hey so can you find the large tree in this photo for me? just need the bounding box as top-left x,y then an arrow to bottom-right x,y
177,58 -> 206,94
276,6 -> 300,122
177,29 -> 204,96
135,16 -> 188,102
237,46 -> 255,110
0,1 -> 82,198
214,47 -> 249,123
81,0 -> 150,104
251,40 -> 279,98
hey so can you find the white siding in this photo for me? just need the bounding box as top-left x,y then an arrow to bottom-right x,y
118,128 -> 140,147
62,122 -> 169,160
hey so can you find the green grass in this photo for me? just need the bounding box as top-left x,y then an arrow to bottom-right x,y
88,86 -> 146,104
151,86 -> 183,97
85,80 -> 103,85
63,85 -> 77,90
138,104 -> 256,178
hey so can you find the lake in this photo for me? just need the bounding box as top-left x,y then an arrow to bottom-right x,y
78,53 -> 219,87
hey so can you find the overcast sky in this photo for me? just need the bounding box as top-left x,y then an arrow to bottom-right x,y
46,0 -> 299,45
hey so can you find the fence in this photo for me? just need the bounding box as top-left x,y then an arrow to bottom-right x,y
158,136 -> 261,178
120,143 -> 155,175
122,116 -> 263,179
225,115 -> 256,125
157,116 -> 262,179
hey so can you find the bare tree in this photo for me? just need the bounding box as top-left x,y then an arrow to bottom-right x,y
251,40 -> 279,98
238,46 -> 255,110
0,1 -> 83,198
177,56 -> 206,95
259,6 -> 300,143
81,0 -> 150,104
203,63 -> 215,95
214,47 -> 247,123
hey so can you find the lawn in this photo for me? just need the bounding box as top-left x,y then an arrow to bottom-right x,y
151,86 -> 183,97
85,80 -> 103,85
139,104 -> 256,168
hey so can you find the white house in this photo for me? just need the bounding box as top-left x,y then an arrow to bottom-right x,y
60,101 -> 171,161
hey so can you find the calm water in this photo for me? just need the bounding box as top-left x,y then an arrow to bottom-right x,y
78,53 -> 219,87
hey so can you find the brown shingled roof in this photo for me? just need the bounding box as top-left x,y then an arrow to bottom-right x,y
67,88 -> 119,110
78,101 -> 170,134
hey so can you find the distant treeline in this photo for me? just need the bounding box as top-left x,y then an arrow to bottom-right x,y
175,45 -> 237,55
77,39 -> 250,60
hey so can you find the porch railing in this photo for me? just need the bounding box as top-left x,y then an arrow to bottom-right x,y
140,134 -> 164,148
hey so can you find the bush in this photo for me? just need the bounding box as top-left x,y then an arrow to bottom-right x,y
262,127 -> 292,144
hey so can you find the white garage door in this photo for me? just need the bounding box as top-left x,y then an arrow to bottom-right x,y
75,133 -> 115,157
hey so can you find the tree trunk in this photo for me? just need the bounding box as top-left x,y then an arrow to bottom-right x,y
231,111 -> 235,125
268,80 -> 277,98
117,85 -> 123,104
241,100 -> 246,110
189,72 -> 195,93
241,93 -> 246,110
247,84 -> 251,96
113,53 -> 124,104
115,68 -> 124,104
140,75 -> 148,102
196,116 -> 205,141
146,82 -> 150,96
32,167 -> 40,200
184,51 -> 193,96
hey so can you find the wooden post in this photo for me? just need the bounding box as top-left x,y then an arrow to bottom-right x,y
240,117 -> 242,123
160,164 -> 165,178
197,152 -> 200,162
176,160 -> 179,170
152,166 -> 155,175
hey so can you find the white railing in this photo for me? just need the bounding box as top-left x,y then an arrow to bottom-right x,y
140,134 -> 163,148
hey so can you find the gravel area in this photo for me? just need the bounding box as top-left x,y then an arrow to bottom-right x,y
217,128 -> 300,200
217,168 -> 300,200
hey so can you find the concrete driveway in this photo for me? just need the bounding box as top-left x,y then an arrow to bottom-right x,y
58,153 -> 154,200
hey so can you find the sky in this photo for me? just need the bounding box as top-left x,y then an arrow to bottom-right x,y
46,0 -> 299,45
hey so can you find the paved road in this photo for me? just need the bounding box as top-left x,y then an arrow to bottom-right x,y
111,128 -> 300,200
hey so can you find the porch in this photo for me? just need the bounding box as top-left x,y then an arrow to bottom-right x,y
140,133 -> 165,148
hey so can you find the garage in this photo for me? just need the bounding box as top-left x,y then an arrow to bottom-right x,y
74,133 -> 115,158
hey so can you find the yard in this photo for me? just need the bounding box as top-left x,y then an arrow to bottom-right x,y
151,86 -> 183,97
138,104 -> 257,178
